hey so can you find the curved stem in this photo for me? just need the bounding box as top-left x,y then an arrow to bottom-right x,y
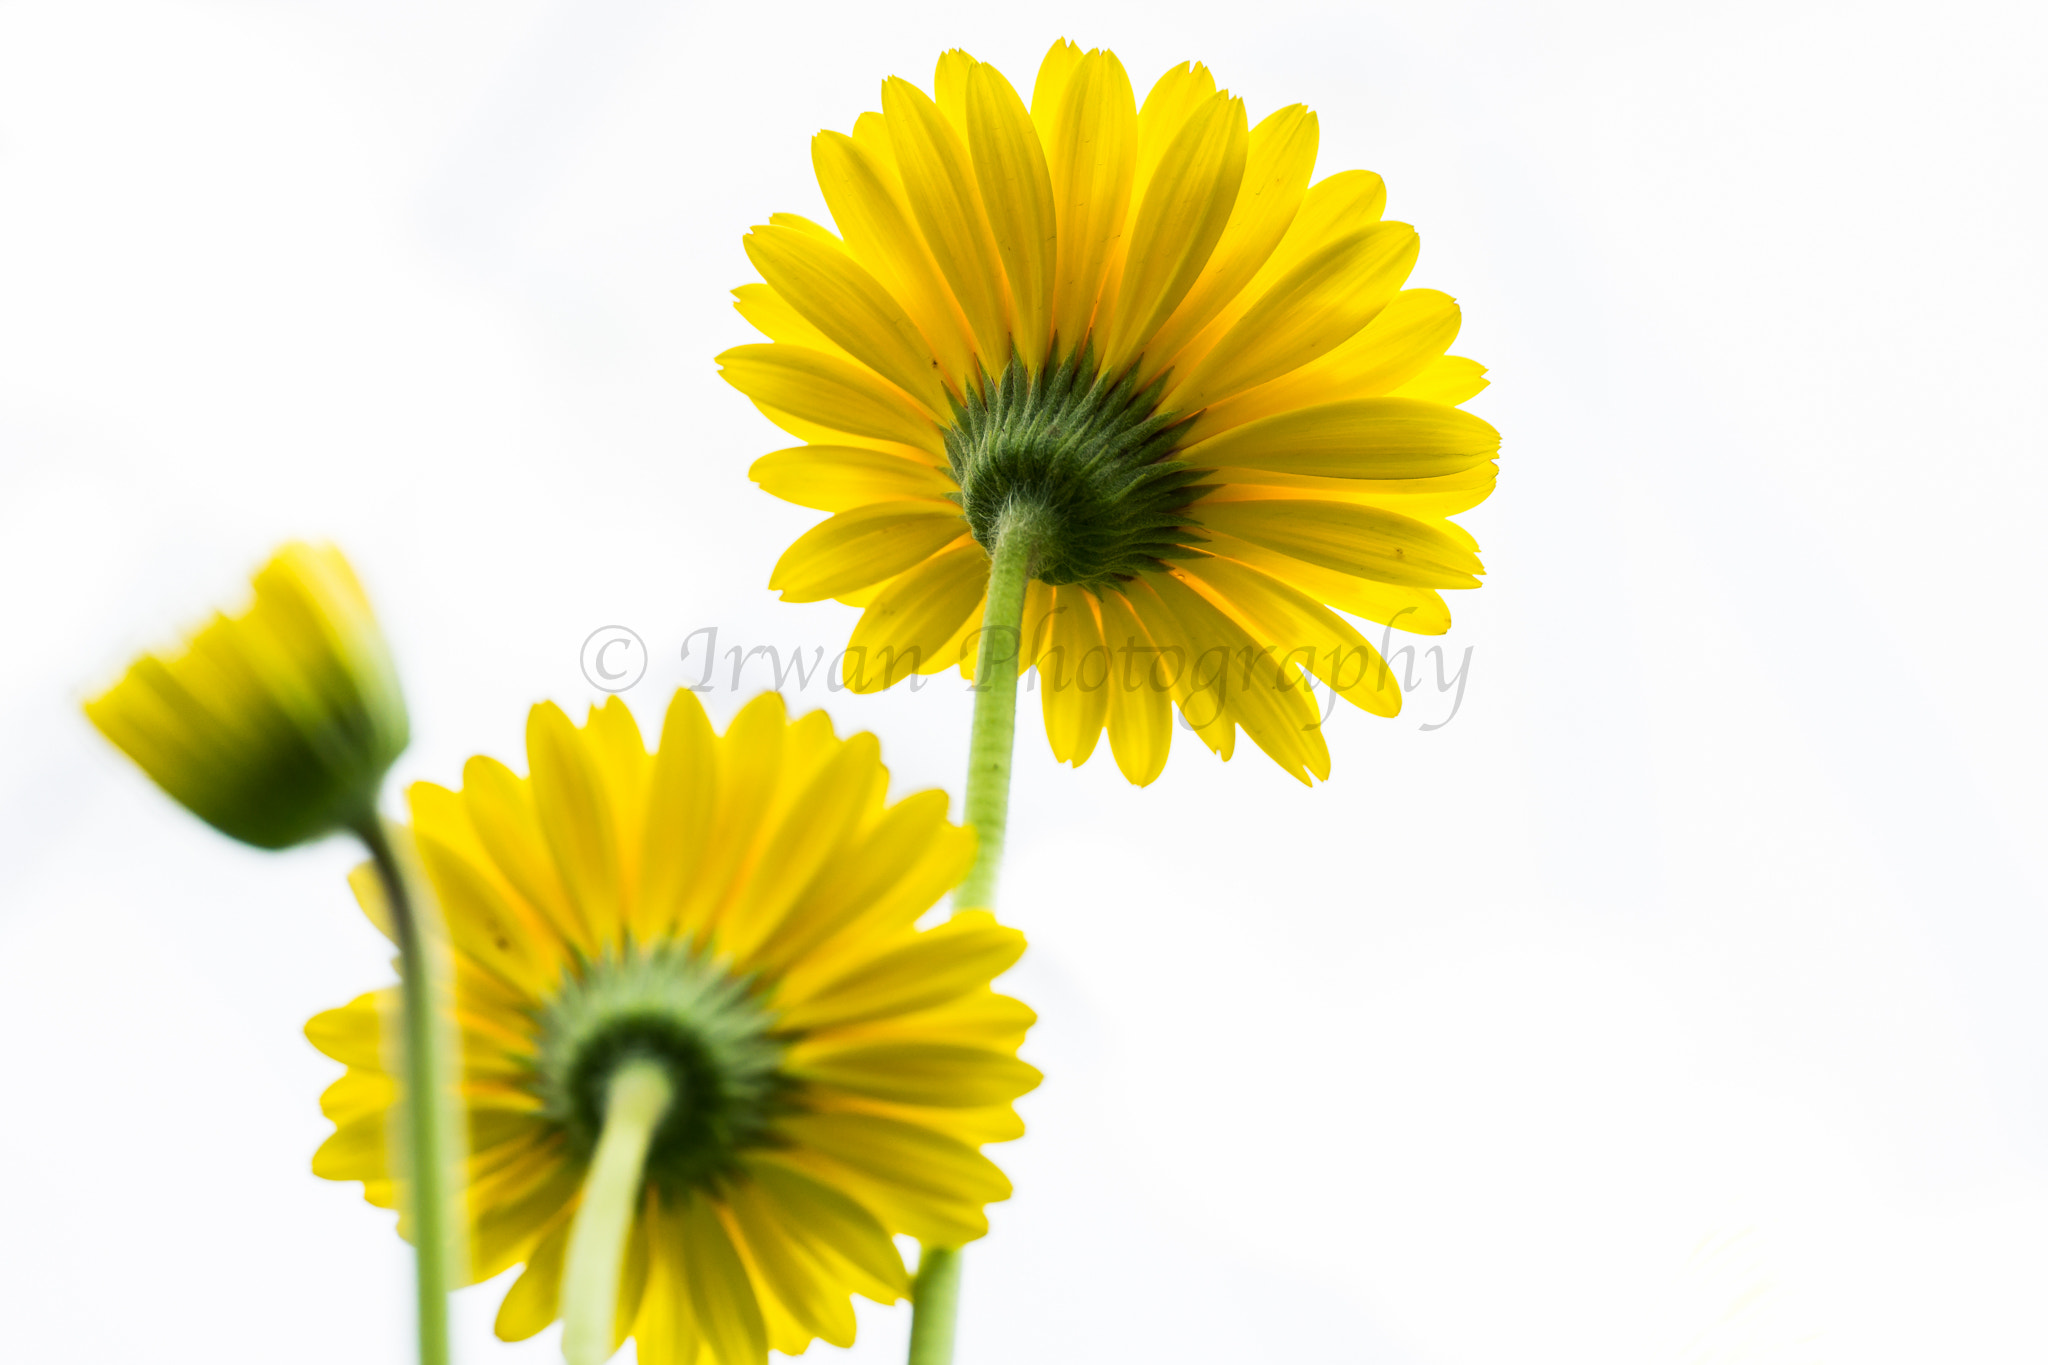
356,816 -> 461,1365
908,503 -> 1040,1365
561,1060 -> 674,1365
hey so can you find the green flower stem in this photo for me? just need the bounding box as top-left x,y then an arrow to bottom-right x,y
955,501 -> 1042,912
561,1060 -> 674,1365
908,502 -> 1041,1365
906,1246 -> 964,1365
356,816 -> 463,1365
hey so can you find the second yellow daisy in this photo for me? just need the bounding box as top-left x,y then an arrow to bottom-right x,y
309,690 -> 1038,1364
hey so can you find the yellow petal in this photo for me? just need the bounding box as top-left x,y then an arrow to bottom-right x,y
635,688 -> 719,940
834,581 -> 887,609
816,1087 -> 1026,1147
1204,461 -> 1499,518
1119,575 -> 1242,764
811,131 -> 976,392
965,61 -> 1058,368
731,282 -> 851,359
750,444 -> 956,514
681,1194 -> 768,1365
928,588 -> 989,688
1198,499 -> 1483,589
1036,586 -> 1109,766
1132,62 -> 1218,198
305,991 -> 386,1069
1044,49 -> 1137,351
423,785 -> 572,988
1187,286 -> 1462,439
576,700 -> 650,900
935,1104 -> 1025,1145
768,503 -> 966,602
743,225 -> 952,415
758,790 -> 975,979
1170,167 -> 1388,374
700,707 -> 846,949
494,1215 -> 572,1341
791,1040 -> 1041,1109
881,78 -> 1012,367
1167,221 -> 1419,412
1303,287 -> 1465,401
630,1196 -> 702,1365
455,1011 -> 539,1085
748,400 -> 944,468
1250,167 -> 1387,290
932,48 -> 976,135
1197,527 -> 1447,633
766,705 -> 874,822
1182,396 -> 1499,478
472,1146 -> 580,1286
1178,557 -> 1401,717
809,985 -> 1036,1053
842,539 -> 988,692
1091,59 -> 1214,327
1391,353 -> 1491,405
717,343 -> 944,457
675,691 -> 787,939
312,1110 -> 388,1184
724,1180 -> 860,1347
768,211 -> 841,245
613,1203 -> 652,1353
772,1113 -> 1009,1245
1098,90 -> 1248,373
1162,571 -> 1337,777
778,910 -> 1025,1031
743,1158 -> 910,1302
1028,38 -> 1085,143
319,1068 -> 394,1130
525,701 -> 624,948
723,734 -> 884,965
850,110 -> 899,177
458,756 -> 590,957
467,1134 -> 572,1272
344,854 -> 397,941
1093,587 -> 1171,784
776,1113 -> 1004,1210
1144,103 -> 1319,378
1018,577 -> 1059,671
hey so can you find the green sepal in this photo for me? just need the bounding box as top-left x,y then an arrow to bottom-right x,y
945,346 -> 1210,588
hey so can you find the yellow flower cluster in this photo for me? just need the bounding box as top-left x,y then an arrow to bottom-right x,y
87,34 -> 1496,1365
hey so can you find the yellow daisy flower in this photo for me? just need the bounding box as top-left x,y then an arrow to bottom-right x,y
85,541 -> 408,848
719,40 -> 1500,786
307,689 -> 1038,1365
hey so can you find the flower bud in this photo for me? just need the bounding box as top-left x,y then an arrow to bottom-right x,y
86,542 -> 409,849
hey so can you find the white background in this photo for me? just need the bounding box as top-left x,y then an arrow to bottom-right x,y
2,1 -> 2044,1361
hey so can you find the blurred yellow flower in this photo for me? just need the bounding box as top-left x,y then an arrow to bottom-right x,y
720,40 -> 1498,785
308,690 -> 1038,1365
85,541 -> 408,848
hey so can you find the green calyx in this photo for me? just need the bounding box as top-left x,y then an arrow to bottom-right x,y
945,348 -> 1213,589
534,945 -> 793,1194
